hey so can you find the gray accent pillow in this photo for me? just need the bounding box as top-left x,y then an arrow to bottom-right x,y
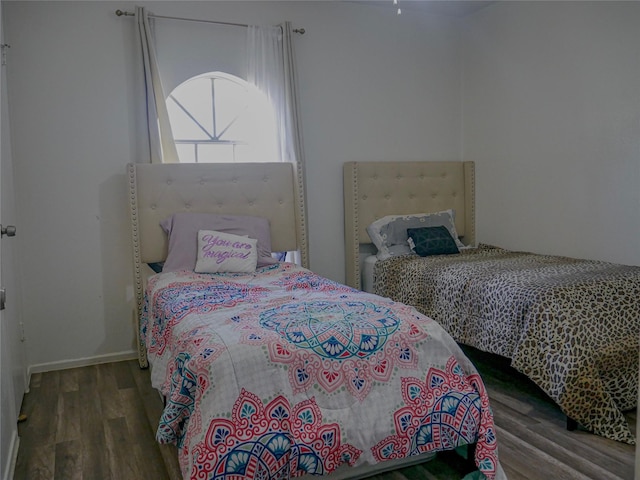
366,209 -> 465,260
160,213 -> 277,272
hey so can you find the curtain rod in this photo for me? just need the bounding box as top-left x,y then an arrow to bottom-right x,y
115,9 -> 305,34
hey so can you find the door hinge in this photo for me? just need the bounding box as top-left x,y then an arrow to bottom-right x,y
0,44 -> 10,66
19,322 -> 25,342
0,224 -> 16,237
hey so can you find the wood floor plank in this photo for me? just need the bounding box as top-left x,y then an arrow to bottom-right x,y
119,386 -> 157,444
105,416 -> 141,480
410,460 -> 464,480
119,387 -> 172,479
497,426 -> 618,480
54,440 -> 82,480
112,359 -> 137,390
78,373 -> 104,442
526,420 -> 634,478
21,370 -> 60,448
58,368 -> 79,393
485,385 -> 565,426
77,368 -> 110,480
126,360 -> 184,479
126,360 -> 166,426
28,371 -> 42,390
14,357 -> 636,480
96,363 -> 125,419
493,406 -> 626,480
397,463 -> 450,480
131,442 -> 174,480
55,390 -> 81,443
81,437 -> 111,480
17,442 -> 55,480
462,345 -> 635,477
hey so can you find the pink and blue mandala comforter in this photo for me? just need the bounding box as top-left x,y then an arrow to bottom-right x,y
141,263 -> 500,479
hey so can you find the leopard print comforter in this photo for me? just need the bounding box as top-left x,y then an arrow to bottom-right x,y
374,244 -> 640,444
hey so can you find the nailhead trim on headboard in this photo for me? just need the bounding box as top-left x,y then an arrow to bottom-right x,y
343,161 -> 476,290
464,161 -> 476,248
127,163 -> 148,368
347,162 -> 361,289
127,161 -> 309,368
294,161 -> 310,268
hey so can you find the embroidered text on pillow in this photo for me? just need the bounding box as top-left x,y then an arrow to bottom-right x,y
201,233 -> 253,264
195,230 -> 258,274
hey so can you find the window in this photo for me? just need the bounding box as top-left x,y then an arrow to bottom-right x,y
167,72 -> 277,163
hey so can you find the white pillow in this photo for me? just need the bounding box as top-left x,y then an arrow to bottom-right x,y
366,209 -> 465,261
194,230 -> 258,273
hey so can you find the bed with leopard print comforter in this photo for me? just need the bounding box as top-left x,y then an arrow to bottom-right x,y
373,244 -> 640,444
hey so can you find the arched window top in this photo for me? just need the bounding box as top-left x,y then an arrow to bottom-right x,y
167,71 -> 277,163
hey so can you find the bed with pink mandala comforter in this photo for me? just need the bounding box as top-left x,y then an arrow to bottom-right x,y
141,262 -> 500,480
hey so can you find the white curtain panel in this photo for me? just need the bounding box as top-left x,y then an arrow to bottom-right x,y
247,23 -> 309,267
136,6 -> 179,163
246,25 -> 282,163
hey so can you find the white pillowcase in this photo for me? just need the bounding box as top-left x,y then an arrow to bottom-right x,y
366,209 -> 465,261
194,230 -> 258,273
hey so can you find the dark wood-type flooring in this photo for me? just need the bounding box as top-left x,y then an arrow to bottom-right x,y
14,345 -> 636,480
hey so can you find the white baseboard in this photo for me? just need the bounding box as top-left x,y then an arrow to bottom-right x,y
2,431 -> 19,480
28,350 -> 138,375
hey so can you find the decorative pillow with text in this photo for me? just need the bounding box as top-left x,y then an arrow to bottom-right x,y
194,230 -> 258,273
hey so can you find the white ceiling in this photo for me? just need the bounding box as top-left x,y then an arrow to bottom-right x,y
351,0 -> 494,18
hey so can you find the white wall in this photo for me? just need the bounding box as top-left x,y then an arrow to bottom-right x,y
3,1 -> 141,371
462,1 -> 640,266
6,0 -> 639,372
3,1 -> 463,369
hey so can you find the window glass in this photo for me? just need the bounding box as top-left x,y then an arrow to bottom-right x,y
167,72 -> 274,163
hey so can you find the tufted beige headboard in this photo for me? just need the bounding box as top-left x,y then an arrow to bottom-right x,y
343,161 -> 475,289
128,162 -> 308,367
